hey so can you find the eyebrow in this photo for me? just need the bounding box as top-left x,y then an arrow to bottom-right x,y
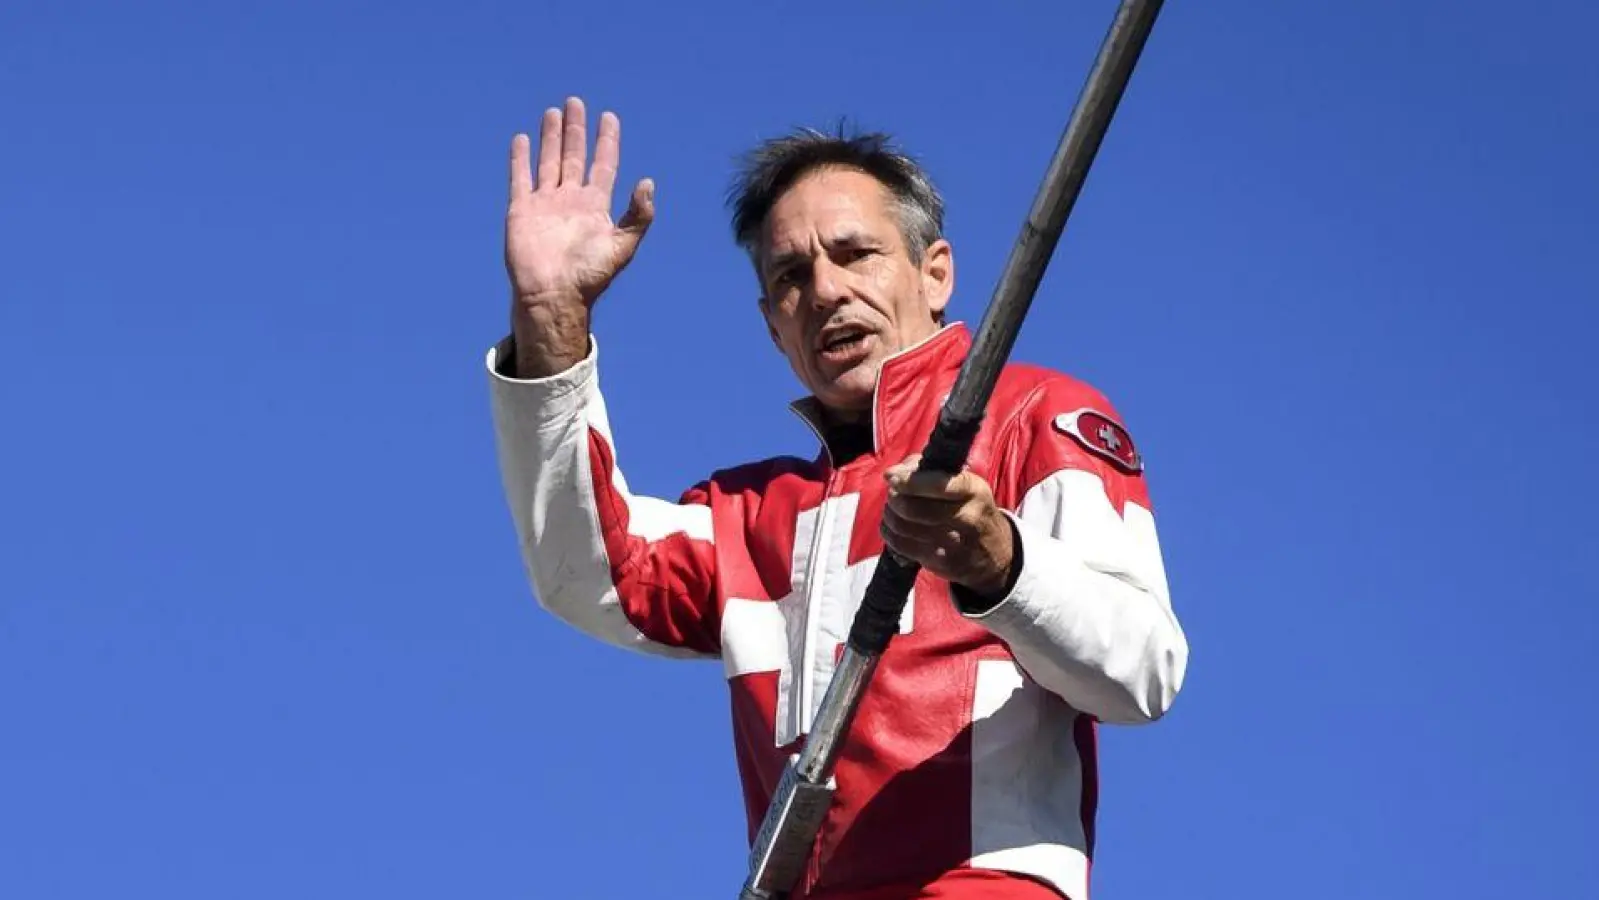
767,230 -> 878,274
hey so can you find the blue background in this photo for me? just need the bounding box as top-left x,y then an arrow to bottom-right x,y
4,1 -> 1595,897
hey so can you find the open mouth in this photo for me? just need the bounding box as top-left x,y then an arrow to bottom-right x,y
818,325 -> 872,356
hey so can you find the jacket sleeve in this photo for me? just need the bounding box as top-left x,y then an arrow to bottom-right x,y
957,380 -> 1188,724
485,335 -> 721,660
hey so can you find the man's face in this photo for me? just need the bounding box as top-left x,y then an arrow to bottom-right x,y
756,167 -> 954,420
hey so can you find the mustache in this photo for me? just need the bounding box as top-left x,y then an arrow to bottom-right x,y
814,315 -> 878,335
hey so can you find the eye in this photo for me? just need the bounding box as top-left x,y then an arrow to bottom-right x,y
837,245 -> 875,266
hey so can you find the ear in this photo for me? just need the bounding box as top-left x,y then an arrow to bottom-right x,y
919,238 -> 955,319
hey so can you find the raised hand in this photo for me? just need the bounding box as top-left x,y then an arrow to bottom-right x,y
504,97 -> 654,376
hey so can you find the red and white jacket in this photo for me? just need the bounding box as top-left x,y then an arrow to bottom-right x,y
486,323 -> 1187,900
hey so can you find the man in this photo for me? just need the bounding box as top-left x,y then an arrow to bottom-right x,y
485,96 -> 1188,900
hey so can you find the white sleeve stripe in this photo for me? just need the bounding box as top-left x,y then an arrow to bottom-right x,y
624,495 -> 716,544
1118,500 -> 1171,610
1017,469 -> 1170,611
966,467 -> 1186,723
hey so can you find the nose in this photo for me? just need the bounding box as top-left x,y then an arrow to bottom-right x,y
806,256 -> 850,311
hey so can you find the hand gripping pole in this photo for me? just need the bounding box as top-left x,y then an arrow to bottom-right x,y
737,2 -> 1168,897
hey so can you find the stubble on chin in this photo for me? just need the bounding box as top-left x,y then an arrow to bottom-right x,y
831,359 -> 886,412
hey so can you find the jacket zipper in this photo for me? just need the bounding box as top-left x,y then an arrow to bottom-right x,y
796,466 -> 839,740
801,466 -> 839,898
786,411 -> 843,896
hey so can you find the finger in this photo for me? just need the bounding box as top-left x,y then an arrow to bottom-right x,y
888,492 -> 964,526
882,454 -> 922,482
884,455 -> 955,497
890,468 -> 961,500
537,107 -> 561,189
881,512 -> 946,564
903,468 -> 994,504
589,110 -> 620,195
560,96 -> 587,186
883,503 -> 966,551
508,133 -> 533,199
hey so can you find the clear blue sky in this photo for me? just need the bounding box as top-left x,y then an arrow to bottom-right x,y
3,1 -> 1595,897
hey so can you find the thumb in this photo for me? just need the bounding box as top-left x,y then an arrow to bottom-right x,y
611,178 -> 655,270
616,177 -> 656,241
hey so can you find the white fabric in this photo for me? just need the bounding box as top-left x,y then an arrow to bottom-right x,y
965,468 -> 1187,724
486,337 -> 715,660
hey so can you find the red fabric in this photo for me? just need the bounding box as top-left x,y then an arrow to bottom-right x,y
580,325 -> 1144,899
585,430 -> 722,654
806,868 -> 1069,899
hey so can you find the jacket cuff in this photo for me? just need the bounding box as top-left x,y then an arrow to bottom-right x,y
949,513 -> 1024,615
952,509 -> 1044,625
484,334 -> 598,423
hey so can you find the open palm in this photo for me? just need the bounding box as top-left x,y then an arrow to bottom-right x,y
505,97 -> 654,307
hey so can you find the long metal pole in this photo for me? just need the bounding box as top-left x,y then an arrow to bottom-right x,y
738,2 -> 1168,896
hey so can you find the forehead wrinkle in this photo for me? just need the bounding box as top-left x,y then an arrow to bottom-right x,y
759,171 -> 896,276
770,222 -> 870,260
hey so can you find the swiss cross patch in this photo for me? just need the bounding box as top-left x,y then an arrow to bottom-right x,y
1053,408 -> 1143,473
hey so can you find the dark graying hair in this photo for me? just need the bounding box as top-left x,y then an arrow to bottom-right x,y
726,123 -> 945,274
